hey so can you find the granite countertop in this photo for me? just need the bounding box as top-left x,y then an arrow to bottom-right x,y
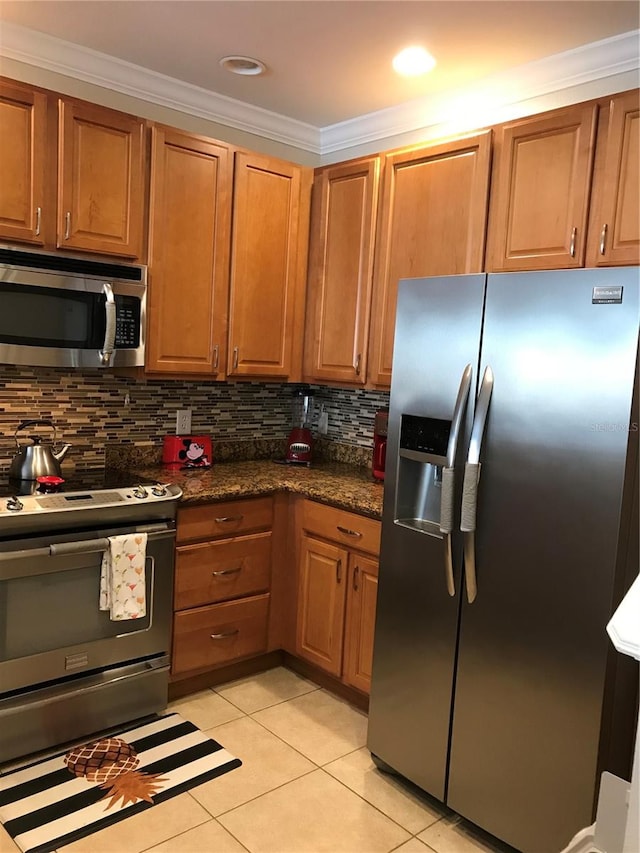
135,459 -> 384,519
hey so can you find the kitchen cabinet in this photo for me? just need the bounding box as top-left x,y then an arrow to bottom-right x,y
486,103 -> 598,271
303,156 -> 380,385
57,99 -> 145,258
586,90 -> 639,267
295,499 -> 381,694
146,126 -> 232,375
368,131 -> 492,388
172,497 -> 273,677
0,77 -> 146,259
227,150 -> 312,380
0,79 -> 48,246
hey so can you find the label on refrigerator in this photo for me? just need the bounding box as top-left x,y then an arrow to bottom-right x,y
592,286 -> 623,304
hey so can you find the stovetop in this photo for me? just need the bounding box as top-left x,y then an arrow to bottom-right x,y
0,468 -> 182,538
0,468 -> 156,498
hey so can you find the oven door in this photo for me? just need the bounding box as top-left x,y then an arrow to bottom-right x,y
0,522 -> 174,695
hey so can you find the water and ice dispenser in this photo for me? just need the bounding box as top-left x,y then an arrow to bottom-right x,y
395,413 -> 452,538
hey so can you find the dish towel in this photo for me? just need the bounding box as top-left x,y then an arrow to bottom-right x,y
99,533 -> 148,621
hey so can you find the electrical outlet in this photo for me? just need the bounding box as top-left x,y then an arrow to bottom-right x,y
318,406 -> 329,435
176,408 -> 192,434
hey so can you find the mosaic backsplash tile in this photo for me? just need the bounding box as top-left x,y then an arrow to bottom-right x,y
0,367 -> 389,476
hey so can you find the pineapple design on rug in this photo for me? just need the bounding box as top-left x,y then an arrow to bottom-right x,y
0,713 -> 241,853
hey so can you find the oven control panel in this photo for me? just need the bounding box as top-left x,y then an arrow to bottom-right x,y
1,484 -> 180,516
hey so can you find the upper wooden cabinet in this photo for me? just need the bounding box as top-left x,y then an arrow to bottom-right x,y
586,90 -> 639,267
486,103 -> 598,271
0,80 -> 48,246
0,78 -> 146,259
146,126 -> 231,376
227,151 -> 312,380
368,131 -> 492,387
303,156 -> 380,385
57,100 -> 145,259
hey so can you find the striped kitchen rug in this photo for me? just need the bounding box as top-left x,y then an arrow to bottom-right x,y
0,713 -> 241,853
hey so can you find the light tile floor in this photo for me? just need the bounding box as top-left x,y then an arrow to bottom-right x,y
0,667 -> 516,853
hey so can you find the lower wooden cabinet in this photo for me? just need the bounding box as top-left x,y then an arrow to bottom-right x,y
172,497 -> 273,677
173,593 -> 270,673
295,500 -> 381,694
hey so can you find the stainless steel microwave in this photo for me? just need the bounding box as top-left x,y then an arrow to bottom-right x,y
0,247 -> 146,369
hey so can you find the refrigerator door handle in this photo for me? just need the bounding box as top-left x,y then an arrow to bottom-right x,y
460,366 -> 494,603
440,364 -> 473,597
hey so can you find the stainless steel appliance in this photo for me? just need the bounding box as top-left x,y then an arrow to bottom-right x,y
0,473 -> 182,763
0,246 -> 146,368
367,268 -> 639,853
8,419 -> 71,481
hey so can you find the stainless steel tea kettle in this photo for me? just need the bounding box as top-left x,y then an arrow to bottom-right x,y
9,420 -> 72,480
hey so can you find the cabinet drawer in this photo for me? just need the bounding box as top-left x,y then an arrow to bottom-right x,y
177,496 -> 273,543
302,500 -> 381,556
175,531 -> 272,608
172,593 -> 269,674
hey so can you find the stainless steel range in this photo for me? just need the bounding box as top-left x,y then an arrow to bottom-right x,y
0,473 -> 182,764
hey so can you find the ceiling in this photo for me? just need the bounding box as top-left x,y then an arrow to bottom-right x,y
1,0 -> 638,127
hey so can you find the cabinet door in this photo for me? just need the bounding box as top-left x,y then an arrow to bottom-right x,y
228,151 -> 311,378
57,99 -> 145,258
369,131 -> 492,387
296,534 -> 348,676
587,90 -> 639,266
0,81 -> 47,245
487,104 -> 597,271
343,555 -> 379,694
147,126 -> 231,375
304,157 -> 380,385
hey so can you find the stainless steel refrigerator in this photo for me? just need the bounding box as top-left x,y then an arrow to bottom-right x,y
367,268 -> 639,853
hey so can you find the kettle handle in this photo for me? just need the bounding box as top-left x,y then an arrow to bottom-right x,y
15,420 -> 56,446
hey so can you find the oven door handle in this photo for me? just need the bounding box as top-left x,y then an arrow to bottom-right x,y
49,538 -> 110,556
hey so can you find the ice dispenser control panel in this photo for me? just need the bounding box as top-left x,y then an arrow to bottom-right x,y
400,414 -> 451,463
395,414 -> 453,537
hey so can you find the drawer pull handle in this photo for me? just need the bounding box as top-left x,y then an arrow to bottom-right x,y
210,629 -> 239,640
353,565 -> 359,591
215,515 -> 244,523
336,558 -> 342,583
336,526 -> 362,538
212,567 -> 242,576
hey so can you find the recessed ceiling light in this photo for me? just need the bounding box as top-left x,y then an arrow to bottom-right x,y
219,55 -> 266,76
392,46 -> 436,77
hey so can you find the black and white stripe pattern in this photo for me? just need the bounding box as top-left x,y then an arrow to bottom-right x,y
0,713 -> 241,853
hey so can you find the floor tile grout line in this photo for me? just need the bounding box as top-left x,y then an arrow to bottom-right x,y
212,683 -> 321,716
316,765 -> 438,840
210,766 -> 319,820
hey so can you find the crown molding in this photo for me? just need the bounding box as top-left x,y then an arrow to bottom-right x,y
1,21 -> 638,157
321,29 -> 640,154
0,22 -> 320,153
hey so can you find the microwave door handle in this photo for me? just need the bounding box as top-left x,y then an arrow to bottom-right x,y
100,282 -> 116,366
460,366 -> 494,603
440,363 -> 473,597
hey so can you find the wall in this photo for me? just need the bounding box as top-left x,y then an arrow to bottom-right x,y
0,366 -> 390,475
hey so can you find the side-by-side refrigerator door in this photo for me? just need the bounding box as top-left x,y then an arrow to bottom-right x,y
447,267 -> 640,853
367,273 -> 486,801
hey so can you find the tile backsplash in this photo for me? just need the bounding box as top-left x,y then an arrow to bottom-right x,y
0,367 -> 389,475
